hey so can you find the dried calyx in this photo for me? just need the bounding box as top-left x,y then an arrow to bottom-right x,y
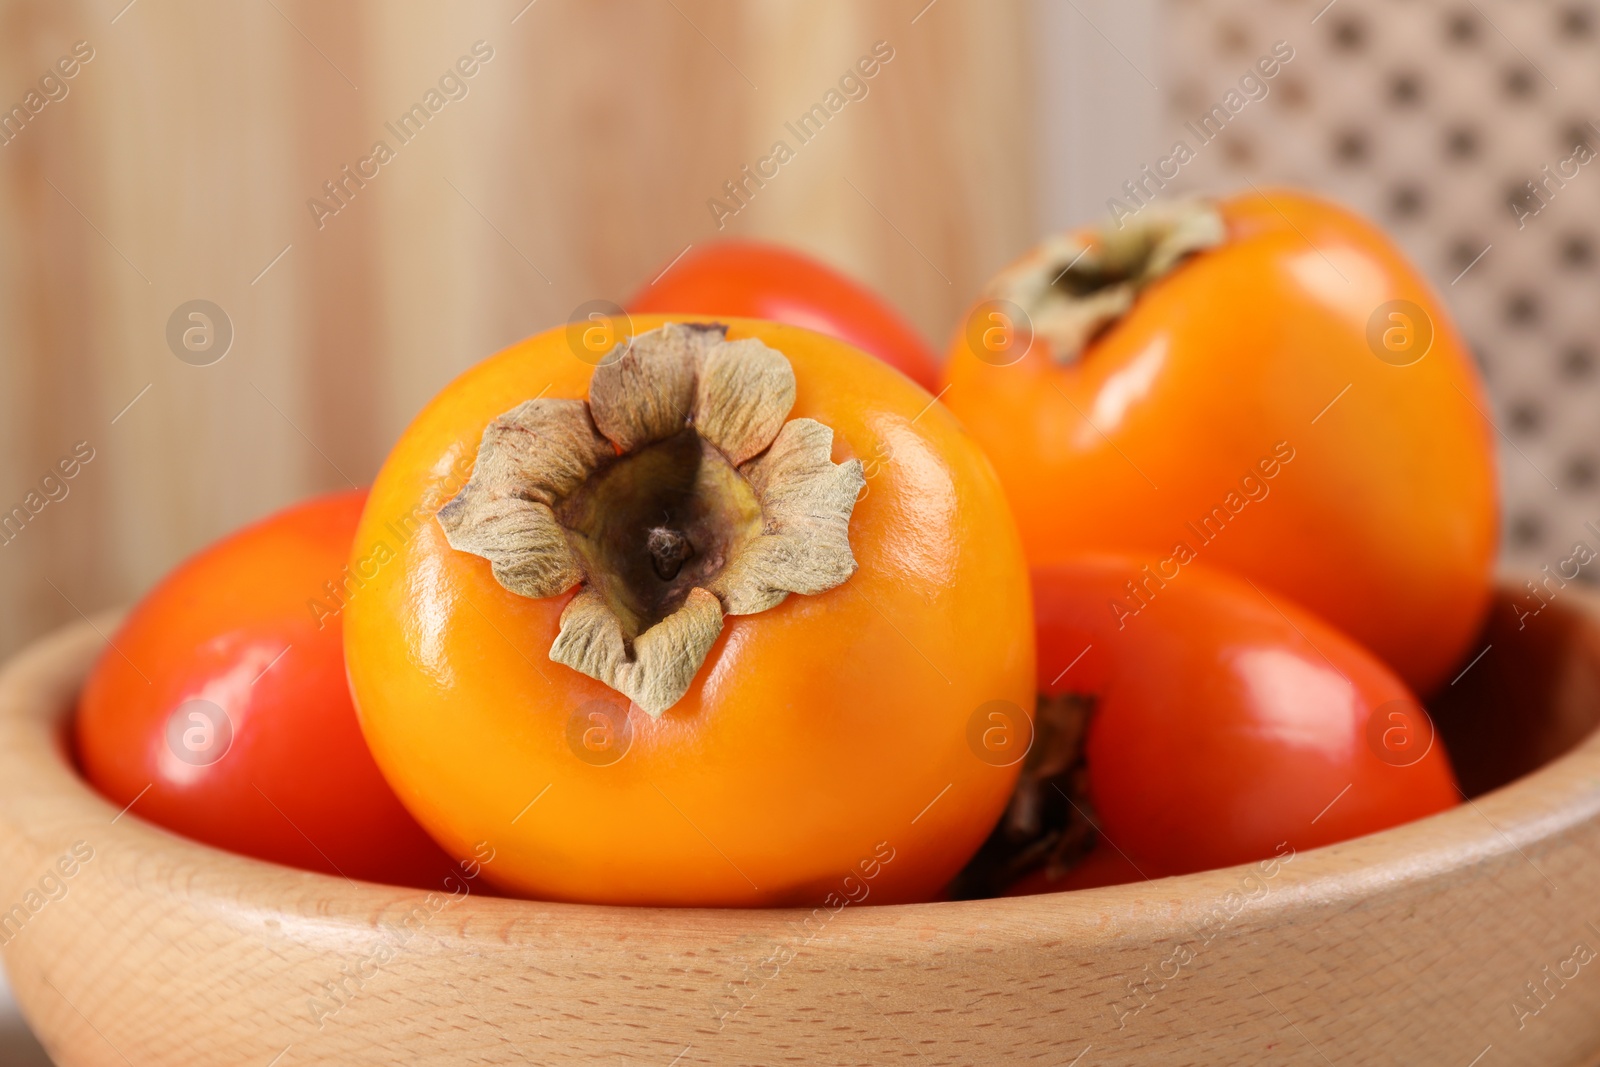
437,322 -> 865,717
986,199 -> 1224,365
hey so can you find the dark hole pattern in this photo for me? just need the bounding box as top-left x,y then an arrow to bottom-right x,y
1511,512 -> 1546,550
1449,239 -> 1485,272
1561,234 -> 1593,268
1389,71 -> 1423,106
1217,20 -> 1250,56
1507,400 -> 1543,437
1390,183 -> 1426,219
1561,121 -> 1595,151
1331,18 -> 1366,51
1505,291 -> 1541,328
1334,128 -> 1368,164
1503,66 -> 1538,99
1562,344 -> 1594,380
1503,179 -> 1535,206
1278,77 -> 1310,110
1446,10 -> 1478,43
1446,125 -> 1479,160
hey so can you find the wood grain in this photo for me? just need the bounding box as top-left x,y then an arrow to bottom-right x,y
0,0 -> 1035,663
2,585 -> 1600,1065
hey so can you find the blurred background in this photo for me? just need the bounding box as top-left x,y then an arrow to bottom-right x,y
0,0 -> 1594,1057
2,0 -> 1596,661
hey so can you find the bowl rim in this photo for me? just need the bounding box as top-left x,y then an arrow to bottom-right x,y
3,589 -> 1599,949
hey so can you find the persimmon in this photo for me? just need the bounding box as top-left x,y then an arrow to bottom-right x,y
942,189 -> 1498,694
1034,557 -> 1459,879
75,491 -> 459,888
628,241 -> 942,392
343,316 -> 1033,906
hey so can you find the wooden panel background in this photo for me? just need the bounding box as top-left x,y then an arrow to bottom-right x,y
0,0 -> 1036,660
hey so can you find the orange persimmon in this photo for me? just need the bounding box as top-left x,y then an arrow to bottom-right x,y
344,316 -> 1033,907
942,189 -> 1498,694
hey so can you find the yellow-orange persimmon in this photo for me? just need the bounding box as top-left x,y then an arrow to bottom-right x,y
344,315 -> 1033,907
942,189 -> 1497,695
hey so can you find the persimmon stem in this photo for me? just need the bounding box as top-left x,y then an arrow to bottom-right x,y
985,199 -> 1225,365
647,525 -> 694,582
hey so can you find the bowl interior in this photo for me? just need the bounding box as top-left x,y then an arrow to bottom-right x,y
8,588 -> 1600,1067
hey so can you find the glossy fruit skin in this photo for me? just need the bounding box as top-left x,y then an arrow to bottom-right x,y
943,189 -> 1497,695
344,315 -> 1034,907
1034,557 -> 1459,879
75,491 -> 459,888
629,240 -> 942,392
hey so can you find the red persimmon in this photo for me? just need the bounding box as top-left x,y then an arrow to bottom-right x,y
628,240 -> 942,391
75,490 -> 458,888
1034,557 -> 1459,878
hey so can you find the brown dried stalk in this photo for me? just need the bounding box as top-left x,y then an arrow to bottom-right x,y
986,199 -> 1225,364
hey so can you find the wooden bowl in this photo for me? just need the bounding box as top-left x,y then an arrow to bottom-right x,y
3,585 -> 1600,1066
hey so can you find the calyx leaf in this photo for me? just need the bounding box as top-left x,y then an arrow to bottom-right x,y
437,323 -> 865,716
989,199 -> 1225,365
